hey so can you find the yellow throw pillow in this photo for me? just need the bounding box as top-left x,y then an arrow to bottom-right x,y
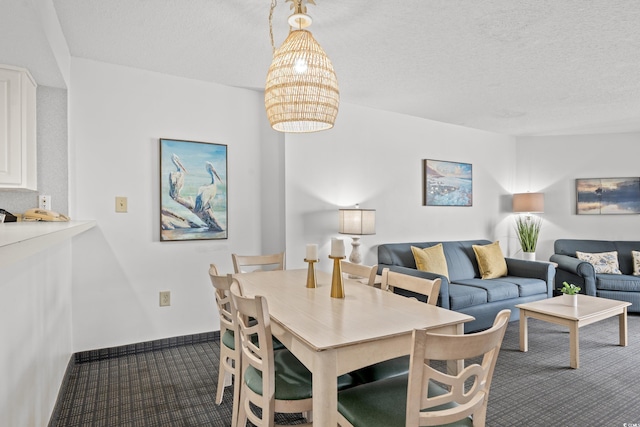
411,244 -> 449,279
472,241 -> 508,279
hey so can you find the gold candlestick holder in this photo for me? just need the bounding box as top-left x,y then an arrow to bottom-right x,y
304,258 -> 317,288
329,255 -> 346,298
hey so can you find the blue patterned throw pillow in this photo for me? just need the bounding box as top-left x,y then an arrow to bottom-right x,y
633,251 -> 640,276
576,251 -> 622,274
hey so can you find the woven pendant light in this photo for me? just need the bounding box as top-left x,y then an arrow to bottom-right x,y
265,1 -> 339,133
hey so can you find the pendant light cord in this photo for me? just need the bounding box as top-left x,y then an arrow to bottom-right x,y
269,0 -> 278,54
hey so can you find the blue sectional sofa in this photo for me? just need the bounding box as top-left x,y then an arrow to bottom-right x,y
377,240 -> 555,332
550,239 -> 640,312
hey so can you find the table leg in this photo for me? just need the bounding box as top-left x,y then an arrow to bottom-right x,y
569,320 -> 579,369
519,310 -> 528,352
619,307 -> 628,346
312,349 -> 337,426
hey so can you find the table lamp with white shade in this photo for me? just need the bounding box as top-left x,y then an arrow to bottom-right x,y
339,206 -> 376,264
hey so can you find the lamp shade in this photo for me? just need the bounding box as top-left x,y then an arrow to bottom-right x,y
513,193 -> 544,213
339,209 -> 376,235
265,29 -> 339,133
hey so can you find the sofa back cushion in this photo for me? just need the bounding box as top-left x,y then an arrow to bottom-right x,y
554,239 -> 640,275
614,242 -> 640,275
554,239 -> 617,257
378,240 -> 491,281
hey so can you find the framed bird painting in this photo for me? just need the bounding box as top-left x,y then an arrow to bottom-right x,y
159,138 -> 228,241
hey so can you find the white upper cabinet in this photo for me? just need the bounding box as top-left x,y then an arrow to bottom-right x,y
0,64 -> 37,190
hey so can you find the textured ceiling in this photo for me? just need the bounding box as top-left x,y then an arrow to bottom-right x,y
7,0 -> 640,136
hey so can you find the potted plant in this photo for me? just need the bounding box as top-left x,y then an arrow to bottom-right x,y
558,281 -> 581,306
514,215 -> 542,261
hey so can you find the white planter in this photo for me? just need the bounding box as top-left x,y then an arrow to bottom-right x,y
522,252 -> 536,261
563,293 -> 578,307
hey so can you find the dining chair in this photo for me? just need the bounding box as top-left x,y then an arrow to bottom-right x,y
382,267 -> 442,305
230,290 -> 314,427
350,269 -> 442,384
341,261 -> 378,286
337,309 -> 511,427
208,264 -> 242,427
232,251 -> 285,273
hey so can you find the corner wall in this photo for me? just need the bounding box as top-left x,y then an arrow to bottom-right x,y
516,132 -> 640,261
69,58 -> 282,351
284,103 -> 517,269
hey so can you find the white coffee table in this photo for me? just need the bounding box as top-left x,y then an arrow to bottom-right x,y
516,294 -> 631,369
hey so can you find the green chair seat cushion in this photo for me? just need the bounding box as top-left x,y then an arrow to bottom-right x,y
337,375 -> 473,427
244,349 -> 357,400
349,355 -> 409,383
221,330 -> 285,351
244,349 -> 312,400
272,337 -> 286,350
222,330 -> 235,350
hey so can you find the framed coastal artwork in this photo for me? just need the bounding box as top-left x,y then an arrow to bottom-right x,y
160,138 -> 228,241
422,159 -> 473,207
576,177 -> 640,215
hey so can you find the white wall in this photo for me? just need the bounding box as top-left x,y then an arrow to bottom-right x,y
69,58 -> 283,351
284,103 -> 517,271
516,132 -> 640,261
0,241 -> 73,427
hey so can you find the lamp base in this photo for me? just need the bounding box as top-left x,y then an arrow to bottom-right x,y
348,236 -> 362,264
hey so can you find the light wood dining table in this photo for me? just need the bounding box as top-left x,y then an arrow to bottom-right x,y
232,268 -> 474,426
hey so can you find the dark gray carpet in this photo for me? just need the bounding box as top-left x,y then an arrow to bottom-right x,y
489,313 -> 640,426
50,314 -> 640,426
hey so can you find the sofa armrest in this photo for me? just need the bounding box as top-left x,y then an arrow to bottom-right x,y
505,258 -> 555,298
549,254 -> 594,277
549,254 -> 597,295
378,264 -> 451,309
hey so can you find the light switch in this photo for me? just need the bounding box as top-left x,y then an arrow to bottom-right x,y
115,196 -> 128,213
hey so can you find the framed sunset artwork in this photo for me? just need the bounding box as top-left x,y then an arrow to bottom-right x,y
422,159 -> 473,207
576,177 -> 640,215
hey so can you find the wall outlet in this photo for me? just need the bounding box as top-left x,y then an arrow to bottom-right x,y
159,291 -> 171,307
115,196 -> 128,213
39,195 -> 51,210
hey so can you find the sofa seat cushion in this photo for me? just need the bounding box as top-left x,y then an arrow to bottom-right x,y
596,274 -> 640,292
448,283 -> 488,310
493,276 -> 548,297
453,279 -> 519,303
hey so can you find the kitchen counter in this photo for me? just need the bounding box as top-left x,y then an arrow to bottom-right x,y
0,220 -> 96,268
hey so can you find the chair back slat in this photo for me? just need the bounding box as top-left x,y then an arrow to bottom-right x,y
208,265 -> 243,333
341,261 -> 378,286
230,291 -> 277,427
208,264 -> 243,425
381,268 -> 441,305
232,252 -> 285,273
405,309 -> 511,427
